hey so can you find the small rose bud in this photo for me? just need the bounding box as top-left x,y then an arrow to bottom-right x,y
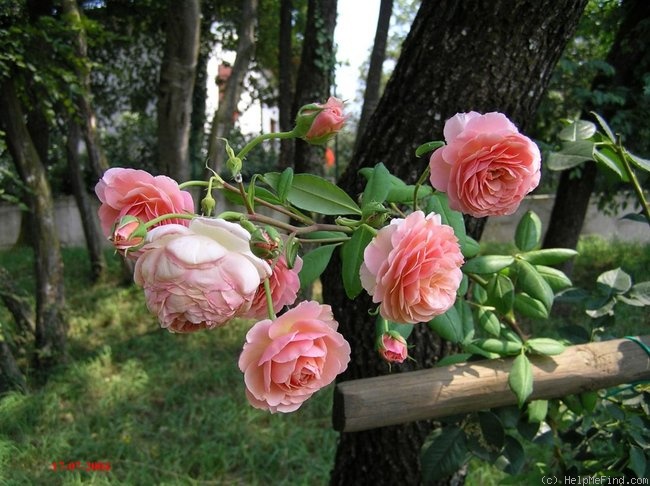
110,215 -> 147,258
250,225 -> 283,260
201,193 -> 216,216
295,97 -> 347,145
378,332 -> 408,364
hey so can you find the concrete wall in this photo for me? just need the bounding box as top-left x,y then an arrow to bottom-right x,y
1,193 -> 647,249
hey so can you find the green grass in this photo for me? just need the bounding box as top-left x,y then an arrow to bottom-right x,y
0,248 -> 336,485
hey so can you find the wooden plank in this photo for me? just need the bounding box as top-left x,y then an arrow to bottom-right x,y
332,336 -> 650,432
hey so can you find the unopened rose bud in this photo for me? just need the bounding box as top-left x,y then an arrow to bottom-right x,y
378,332 -> 408,364
110,215 -> 147,258
295,97 -> 347,145
250,225 -> 283,260
201,194 -> 216,216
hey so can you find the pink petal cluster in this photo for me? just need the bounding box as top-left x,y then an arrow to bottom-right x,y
303,97 -> 347,145
360,211 -> 464,324
95,167 -> 194,237
429,112 -> 541,218
238,301 -> 351,413
379,334 -> 408,364
134,217 -> 271,333
243,255 -> 304,320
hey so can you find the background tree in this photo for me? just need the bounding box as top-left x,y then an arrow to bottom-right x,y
291,0 -> 337,174
278,0 -> 294,169
157,0 -> 200,183
543,0 -> 650,268
354,0 -> 393,152
322,0 -> 588,483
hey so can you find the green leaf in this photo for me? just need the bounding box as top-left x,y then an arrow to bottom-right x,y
527,400 -> 548,423
475,338 -> 522,356
264,172 -> 361,216
340,224 -> 375,299
425,192 -> 467,243
463,255 -> 514,274
415,140 -> 445,158
519,249 -> 578,266
596,267 -> 632,295
629,446 -> 647,478
558,120 -> 597,142
593,145 -> 628,181
298,244 -> 337,291
546,141 -> 595,171
509,354 -> 533,407
360,163 -> 391,209
223,184 -> 282,207
535,265 -> 572,292
515,260 -> 554,312
502,436 -> 525,475
579,391 -> 599,413
421,426 -> 467,481
513,293 -> 549,319
436,353 -> 473,367
585,297 -> 616,318
526,338 -> 565,356
477,308 -> 501,337
514,211 -> 542,252
478,411 -> 505,449
277,167 -> 293,202
561,395 -> 583,414
386,184 -> 433,204
591,111 -> 616,143
429,304 -> 464,344
462,236 -> 481,259
626,150 -> 650,173
627,281 -> 650,305
300,231 -> 348,240
486,274 -> 515,315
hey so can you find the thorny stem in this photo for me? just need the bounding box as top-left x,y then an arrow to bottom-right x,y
263,278 -> 276,320
236,130 -> 297,161
615,138 -> 650,226
144,212 -> 195,228
217,211 -> 354,236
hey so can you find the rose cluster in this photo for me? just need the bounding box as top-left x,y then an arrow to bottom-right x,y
95,106 -> 541,411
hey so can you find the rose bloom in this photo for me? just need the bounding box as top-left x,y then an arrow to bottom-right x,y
239,301 -> 351,413
134,217 -> 271,333
379,333 -> 408,364
429,111 -> 541,218
303,97 -> 346,144
243,255 -> 304,320
95,167 -> 194,237
360,211 -> 464,324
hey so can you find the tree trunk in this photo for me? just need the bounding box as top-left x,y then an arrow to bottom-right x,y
354,0 -> 393,153
65,122 -> 107,281
292,0 -> 337,175
61,0 -> 110,181
157,0 -> 200,183
543,0 -> 650,261
0,77 -> 67,371
207,0 -> 258,174
323,1 -> 587,484
278,0 -> 294,169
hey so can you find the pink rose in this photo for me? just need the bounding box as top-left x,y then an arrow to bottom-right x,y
360,211 -> 464,324
243,255 -> 304,320
95,167 -> 195,237
239,301 -> 351,413
134,217 -> 271,333
379,333 -> 408,364
429,112 -> 541,217
302,97 -> 347,145
110,215 -> 147,258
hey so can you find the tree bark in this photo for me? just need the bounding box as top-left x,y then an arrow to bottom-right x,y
354,0 -> 393,153
278,0 -> 294,169
543,0 -> 650,262
323,1 -> 587,484
292,0 -> 337,175
157,0 -> 200,183
207,0 -> 258,174
0,77 -> 67,371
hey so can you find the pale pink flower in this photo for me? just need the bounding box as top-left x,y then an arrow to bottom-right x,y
95,167 -> 194,237
239,301 -> 351,413
360,211 -> 464,324
134,217 -> 271,333
243,255 -> 304,320
429,112 -> 541,218
379,333 -> 408,364
302,97 -> 347,145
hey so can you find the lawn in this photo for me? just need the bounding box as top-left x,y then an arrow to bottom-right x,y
0,236 -> 648,485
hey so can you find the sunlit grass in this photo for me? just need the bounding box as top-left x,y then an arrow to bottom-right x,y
0,247 -> 336,485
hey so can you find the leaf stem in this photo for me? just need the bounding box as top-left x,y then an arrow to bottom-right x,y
616,139 -> 650,226
236,130 -> 297,161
